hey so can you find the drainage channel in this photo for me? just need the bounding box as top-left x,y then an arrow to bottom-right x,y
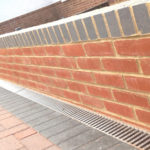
0,81 -> 149,150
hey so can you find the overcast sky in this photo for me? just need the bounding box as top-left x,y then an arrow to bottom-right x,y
0,0 -> 60,23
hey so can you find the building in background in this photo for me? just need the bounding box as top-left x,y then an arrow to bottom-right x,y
0,0 -> 127,35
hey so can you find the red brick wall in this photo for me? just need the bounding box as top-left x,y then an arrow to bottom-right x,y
0,38 -> 150,131
0,0 -> 126,35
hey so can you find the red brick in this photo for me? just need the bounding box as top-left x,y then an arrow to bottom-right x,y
30,57 -> 43,66
136,109 -> 150,124
21,133 -> 52,150
29,66 -> 41,74
63,90 -> 80,102
0,113 -> 12,121
104,101 -> 134,119
73,71 -> 93,83
51,78 -> 68,88
13,48 -> 23,56
0,49 -> 7,56
0,124 -> 29,139
22,48 -> 33,56
84,42 -> 114,56
40,67 -> 55,76
77,58 -> 101,70
95,73 -> 125,88
48,87 -> 64,97
87,85 -> 112,99
0,117 -> 22,129
58,57 -> 77,69
20,65 -> 30,72
80,95 -> 104,109
15,128 -> 36,140
42,57 -> 58,67
32,47 -> 46,56
18,72 -> 29,79
113,90 -> 150,108
28,74 -> 39,82
68,81 -> 86,93
55,69 -> 72,79
38,76 -> 52,85
140,58 -> 150,75
102,58 -> 138,73
35,83 -> 48,92
62,44 -> 85,56
45,46 -> 62,56
125,76 -> 150,93
115,38 -> 150,56
0,135 -> 23,150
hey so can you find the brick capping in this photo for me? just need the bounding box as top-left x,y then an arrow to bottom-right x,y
0,0 -> 150,131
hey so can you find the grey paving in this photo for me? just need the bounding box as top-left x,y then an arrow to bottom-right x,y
40,119 -> 79,138
83,17 -> 97,40
118,7 -> 135,36
59,129 -> 105,150
22,108 -> 54,122
133,3 -> 150,34
76,135 -> 119,150
109,143 -> 137,150
105,11 -> 121,37
67,22 -> 79,42
34,114 -> 68,131
75,19 -> 88,41
0,87 -> 138,150
49,124 -> 90,144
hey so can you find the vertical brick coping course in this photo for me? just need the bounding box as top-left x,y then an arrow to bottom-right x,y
0,106 -> 61,150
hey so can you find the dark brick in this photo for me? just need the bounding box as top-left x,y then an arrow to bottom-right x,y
75,19 -> 88,41
67,22 -> 79,42
43,28 -> 52,44
105,11 -> 121,37
53,25 -> 64,43
118,7 -> 135,36
33,30 -> 42,45
83,17 -> 97,40
38,29 -> 47,45
60,24 -> 71,42
48,27 -> 57,44
133,3 -> 150,34
94,14 -> 108,38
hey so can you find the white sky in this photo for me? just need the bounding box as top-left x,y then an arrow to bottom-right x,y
0,0 -> 60,23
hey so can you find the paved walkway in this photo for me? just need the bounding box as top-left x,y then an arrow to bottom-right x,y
0,86 -> 138,150
0,106 -> 61,150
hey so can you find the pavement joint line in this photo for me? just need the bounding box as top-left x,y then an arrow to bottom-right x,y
21,109 -> 54,121
32,113 -> 67,128
72,134 -> 107,150
50,125 -> 90,145
15,107 -> 47,117
39,117 -> 72,133
27,111 -> 57,125
45,122 -> 80,139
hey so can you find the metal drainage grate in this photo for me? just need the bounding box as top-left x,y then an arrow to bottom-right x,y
15,89 -> 150,150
